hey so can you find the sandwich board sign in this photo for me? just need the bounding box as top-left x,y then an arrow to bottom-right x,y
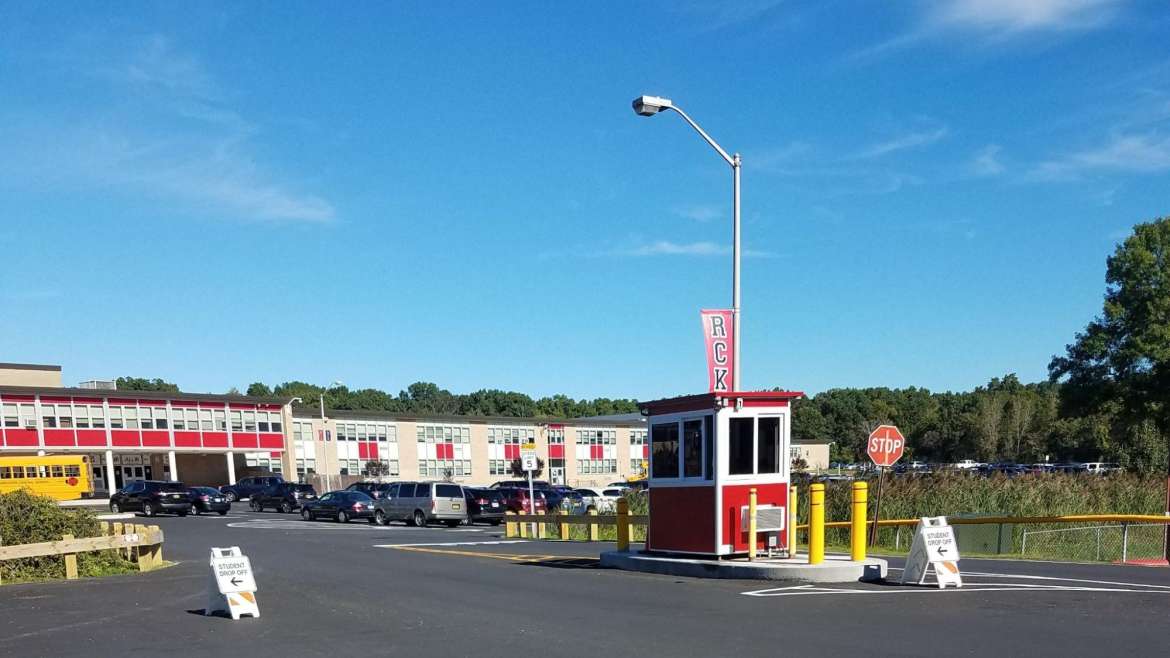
207,546 -> 260,619
901,517 -> 962,589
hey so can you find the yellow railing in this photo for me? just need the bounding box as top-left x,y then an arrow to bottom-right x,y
506,500 -> 648,550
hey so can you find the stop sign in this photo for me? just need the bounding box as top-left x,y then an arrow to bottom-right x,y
867,425 -> 905,467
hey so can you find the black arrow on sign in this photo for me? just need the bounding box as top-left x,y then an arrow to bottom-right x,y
230,576 -> 244,587
938,546 -> 948,556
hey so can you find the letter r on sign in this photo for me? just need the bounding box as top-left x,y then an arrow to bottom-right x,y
709,315 -> 726,338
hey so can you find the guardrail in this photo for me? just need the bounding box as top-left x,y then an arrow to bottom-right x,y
0,521 -> 165,584
505,501 -> 648,549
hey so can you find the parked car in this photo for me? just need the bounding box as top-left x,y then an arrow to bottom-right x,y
464,487 -> 506,525
251,482 -> 318,513
574,487 -> 619,513
556,489 -> 586,513
300,490 -> 376,523
345,481 -> 396,499
371,481 -> 467,527
187,486 -> 231,515
497,486 -> 547,514
110,480 -> 191,517
219,475 -> 284,502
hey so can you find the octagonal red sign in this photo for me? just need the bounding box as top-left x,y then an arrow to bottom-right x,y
867,425 -> 905,467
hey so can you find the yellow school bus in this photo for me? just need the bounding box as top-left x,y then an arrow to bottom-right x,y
0,455 -> 93,500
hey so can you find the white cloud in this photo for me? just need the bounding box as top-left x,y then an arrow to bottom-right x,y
672,204 -> 724,222
971,144 -> 1005,176
927,0 -> 1121,33
851,126 -> 949,159
1032,133 -> 1170,179
608,240 -> 774,258
1,35 -> 334,224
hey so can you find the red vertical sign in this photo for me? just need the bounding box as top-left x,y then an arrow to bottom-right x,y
700,309 -> 735,393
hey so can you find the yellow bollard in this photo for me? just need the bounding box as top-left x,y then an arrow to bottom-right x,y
505,511 -> 517,538
559,509 -> 569,541
788,483 -> 798,558
588,508 -> 599,541
851,481 -> 868,562
748,487 -> 758,561
616,498 -> 630,552
808,483 -> 825,565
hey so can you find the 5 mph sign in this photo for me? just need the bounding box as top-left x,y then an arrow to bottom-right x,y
867,425 -> 905,468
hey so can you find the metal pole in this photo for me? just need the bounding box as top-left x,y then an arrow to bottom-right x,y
527,468 -> 537,539
869,468 -> 885,547
732,154 -> 742,391
748,487 -> 757,561
1122,523 -> 1129,563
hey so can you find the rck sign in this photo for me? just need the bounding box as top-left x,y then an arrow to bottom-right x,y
700,309 -> 736,393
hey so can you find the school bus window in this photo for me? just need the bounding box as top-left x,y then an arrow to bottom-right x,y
11,467 -> 24,479
51,465 -> 64,478
38,466 -> 49,478
25,466 -> 38,478
65,465 -> 81,477
0,466 -> 10,479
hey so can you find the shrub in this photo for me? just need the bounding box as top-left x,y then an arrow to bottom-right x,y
0,490 -> 135,582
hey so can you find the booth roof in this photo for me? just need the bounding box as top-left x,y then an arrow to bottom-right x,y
639,391 -> 804,416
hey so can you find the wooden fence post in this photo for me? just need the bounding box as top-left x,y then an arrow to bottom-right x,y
62,534 -> 78,579
588,508 -> 599,541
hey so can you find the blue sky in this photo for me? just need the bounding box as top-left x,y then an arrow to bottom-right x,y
2,1 -> 1169,400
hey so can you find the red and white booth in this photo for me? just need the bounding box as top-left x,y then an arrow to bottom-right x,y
641,391 -> 803,557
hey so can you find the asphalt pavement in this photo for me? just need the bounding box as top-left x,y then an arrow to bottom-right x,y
2,507 -> 1169,657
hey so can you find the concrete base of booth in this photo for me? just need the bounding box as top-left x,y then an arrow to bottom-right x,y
600,551 -> 887,583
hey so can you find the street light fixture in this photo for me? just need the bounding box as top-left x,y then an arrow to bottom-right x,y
632,94 -> 743,390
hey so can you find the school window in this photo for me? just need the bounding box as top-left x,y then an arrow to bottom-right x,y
126,407 -> 141,430
243,411 -> 256,432
258,412 -> 270,433
230,411 -> 242,432
171,408 -> 185,430
109,407 -> 124,429
153,407 -> 168,430
20,404 -> 36,429
56,404 -> 73,428
140,407 -> 153,430
74,405 -> 89,429
42,407 -> 57,428
357,424 -> 367,441
185,409 -> 198,431
629,429 -> 648,474
488,426 -> 533,475
202,409 -> 215,431
90,406 -> 106,429
575,428 -> 617,474
2,404 -> 17,428
336,424 -> 349,441
270,413 -> 282,433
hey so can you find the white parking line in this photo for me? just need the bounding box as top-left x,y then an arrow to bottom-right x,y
374,540 -> 529,548
743,569 -> 1170,598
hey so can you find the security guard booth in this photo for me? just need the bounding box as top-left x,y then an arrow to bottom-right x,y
640,391 -> 802,557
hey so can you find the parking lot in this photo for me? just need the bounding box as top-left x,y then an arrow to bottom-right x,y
2,505 -> 1169,657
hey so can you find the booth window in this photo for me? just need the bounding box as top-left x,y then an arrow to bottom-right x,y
703,415 -> 714,479
728,418 -> 754,475
758,417 -> 781,474
683,419 -> 703,478
651,423 -> 679,478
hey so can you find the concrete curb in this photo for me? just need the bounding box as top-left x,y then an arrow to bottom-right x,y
600,551 -> 887,583
97,513 -> 135,520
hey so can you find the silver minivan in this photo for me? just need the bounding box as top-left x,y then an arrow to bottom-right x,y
373,481 -> 466,527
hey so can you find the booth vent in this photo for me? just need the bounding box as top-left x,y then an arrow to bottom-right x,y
741,505 -> 786,532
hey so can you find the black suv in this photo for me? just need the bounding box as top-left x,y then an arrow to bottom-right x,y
251,483 -> 318,513
345,481 -> 396,499
110,480 -> 192,517
219,475 -> 284,502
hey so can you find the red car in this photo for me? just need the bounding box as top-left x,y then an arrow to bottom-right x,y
497,487 -> 547,514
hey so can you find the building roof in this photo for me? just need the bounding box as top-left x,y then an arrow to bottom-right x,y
639,391 -> 805,416
292,406 -> 647,427
0,385 -> 291,406
579,412 -> 645,424
0,363 -> 62,371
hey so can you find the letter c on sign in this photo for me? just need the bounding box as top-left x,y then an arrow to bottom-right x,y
713,341 -> 728,364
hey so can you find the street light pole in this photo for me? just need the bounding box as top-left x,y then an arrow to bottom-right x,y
633,95 -> 742,390
319,392 -> 331,492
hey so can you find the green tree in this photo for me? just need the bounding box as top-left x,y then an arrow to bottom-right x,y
115,377 -> 179,392
246,382 -> 273,397
1050,217 -> 1170,471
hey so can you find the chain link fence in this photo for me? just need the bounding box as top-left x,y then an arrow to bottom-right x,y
1020,523 -> 1168,563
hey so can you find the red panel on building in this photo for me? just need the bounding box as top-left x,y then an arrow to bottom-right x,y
141,431 -> 170,448
4,429 -> 38,446
369,444 -> 379,459
43,429 -> 75,447
590,445 -> 603,460
198,401 -> 224,409
40,397 -> 71,404
358,442 -> 369,459
137,399 -> 166,407
643,445 -> 650,459
171,400 -> 199,408
229,403 -> 254,410
259,434 -> 283,450
202,432 -> 228,448
109,398 -> 138,406
111,431 -> 140,447
1,395 -> 34,402
72,397 -> 102,404
549,444 -> 564,459
173,431 -> 201,448
260,404 -> 283,412
504,445 -> 519,460
721,482 -> 789,552
232,434 -> 258,449
648,486 -> 716,554
76,430 -> 108,447
270,451 -> 282,458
